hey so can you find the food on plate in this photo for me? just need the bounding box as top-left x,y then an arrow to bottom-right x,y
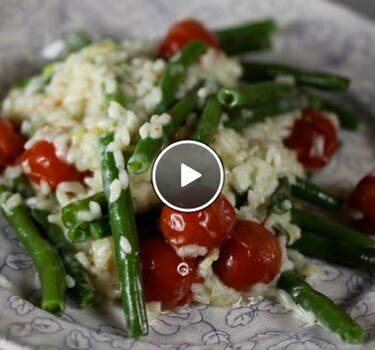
0,118 -> 26,167
213,220 -> 282,291
0,17 -> 369,343
160,194 -> 236,256
283,107 -> 339,170
349,173 -> 375,233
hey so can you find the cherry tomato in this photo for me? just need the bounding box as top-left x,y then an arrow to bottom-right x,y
349,174 -> 375,234
283,107 -> 339,170
213,220 -> 282,291
0,118 -> 26,167
160,194 -> 236,257
176,275 -> 205,307
158,18 -> 220,59
140,236 -> 197,310
20,140 -> 86,191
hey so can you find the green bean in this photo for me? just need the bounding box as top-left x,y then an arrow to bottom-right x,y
61,193 -> 161,234
128,89 -> 199,174
291,207 -> 374,248
215,18 -> 276,55
10,175 -> 34,198
99,132 -> 148,337
155,40 -> 207,114
0,186 -> 66,314
67,224 -> 90,243
42,63 -> 55,78
127,137 -> 164,175
223,114 -> 245,134
60,30 -> 92,59
103,77 -> 126,108
41,63 -> 55,86
218,82 -> 296,109
15,77 -> 31,90
267,177 -> 291,216
291,177 -> 343,210
31,208 -> 96,308
89,220 -> 111,239
292,231 -> 375,271
241,61 -> 350,91
192,96 -> 222,144
307,92 -> 360,130
224,94 -> 307,131
277,271 -> 365,343
61,192 -> 107,229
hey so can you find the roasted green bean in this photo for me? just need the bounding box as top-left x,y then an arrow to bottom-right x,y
0,186 -> 66,314
278,271 -> 365,343
31,208 -> 96,308
291,207 -> 374,248
99,132 -> 148,337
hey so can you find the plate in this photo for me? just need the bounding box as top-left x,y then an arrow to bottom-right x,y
1,0 -> 375,349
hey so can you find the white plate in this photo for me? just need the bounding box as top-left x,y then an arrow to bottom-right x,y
0,0 -> 375,349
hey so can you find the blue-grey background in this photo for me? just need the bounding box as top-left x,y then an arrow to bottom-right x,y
335,0 -> 375,20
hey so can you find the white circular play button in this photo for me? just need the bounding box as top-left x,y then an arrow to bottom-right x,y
152,140 -> 224,212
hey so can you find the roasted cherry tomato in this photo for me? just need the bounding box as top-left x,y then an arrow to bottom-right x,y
213,220 -> 282,291
160,194 -> 236,257
20,140 -> 86,191
349,174 -> 375,234
140,236 -> 197,310
158,18 -> 220,59
0,118 -> 26,167
283,107 -> 339,170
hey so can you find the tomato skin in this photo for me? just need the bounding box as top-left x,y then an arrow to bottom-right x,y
160,194 -> 236,257
283,107 -> 339,170
140,236 -> 197,310
158,18 -> 220,59
213,220 -> 282,291
0,118 -> 26,167
20,140 -> 86,191
349,174 -> 375,234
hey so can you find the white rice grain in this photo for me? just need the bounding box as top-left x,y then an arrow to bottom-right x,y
41,39 -> 65,59
109,179 -> 122,203
3,165 -> 22,179
75,252 -> 90,269
40,180 -> 51,195
6,193 -> 22,209
176,245 -> 208,258
139,122 -> 151,139
120,236 -> 132,254
65,275 -> 76,288
89,201 -> 102,217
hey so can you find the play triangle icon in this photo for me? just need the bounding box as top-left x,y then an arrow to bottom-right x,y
180,163 -> 202,188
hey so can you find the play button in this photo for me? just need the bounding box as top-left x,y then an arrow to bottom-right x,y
152,140 -> 224,212
180,163 -> 202,188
